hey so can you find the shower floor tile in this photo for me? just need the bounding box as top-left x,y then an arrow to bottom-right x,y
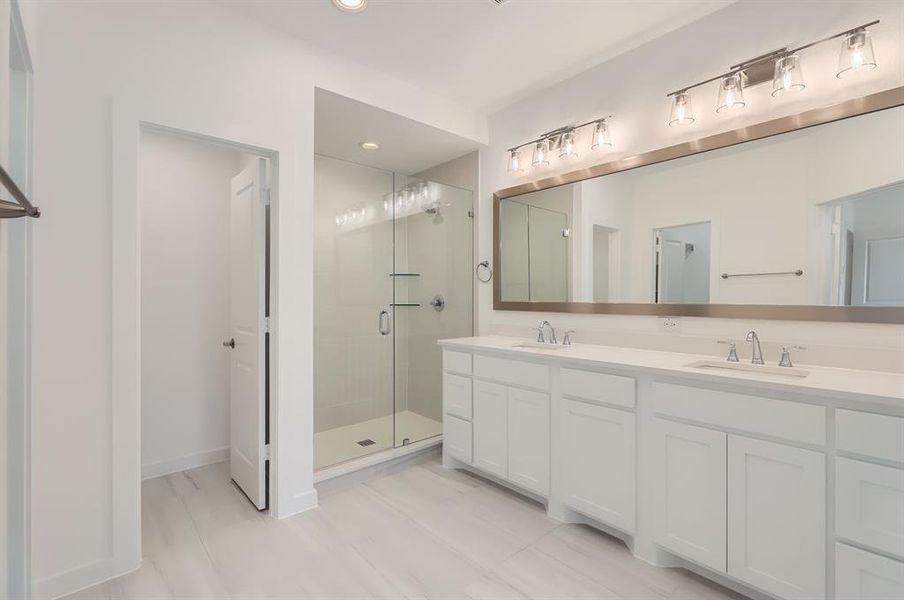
314,410 -> 442,470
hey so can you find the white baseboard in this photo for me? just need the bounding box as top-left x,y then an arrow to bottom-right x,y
141,446 -> 229,480
36,555 -> 138,600
271,488 -> 318,520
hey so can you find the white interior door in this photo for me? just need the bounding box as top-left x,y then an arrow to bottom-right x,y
228,158 -> 267,509
658,238 -> 686,303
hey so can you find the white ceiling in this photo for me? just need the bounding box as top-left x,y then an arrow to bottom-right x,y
314,88 -> 480,174
222,0 -> 733,114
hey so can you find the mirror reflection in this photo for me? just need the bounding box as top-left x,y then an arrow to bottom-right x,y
498,105 -> 904,306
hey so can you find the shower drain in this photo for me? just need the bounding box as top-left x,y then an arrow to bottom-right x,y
357,439 -> 376,447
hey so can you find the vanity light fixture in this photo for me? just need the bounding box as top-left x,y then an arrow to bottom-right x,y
666,19 -> 879,124
590,119 -> 612,150
837,29 -> 877,78
772,54 -> 805,96
559,130 -> 578,159
332,0 -> 367,13
360,141 -> 380,150
668,91 -> 695,127
506,116 -> 613,175
716,73 -> 745,113
531,139 -> 550,168
507,148 -> 523,173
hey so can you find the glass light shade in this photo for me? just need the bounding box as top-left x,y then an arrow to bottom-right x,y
837,29 -> 877,78
716,73 -> 745,113
772,54 -> 805,97
559,131 -> 578,159
668,92 -> 695,127
590,120 -> 612,149
507,148 -> 523,173
532,140 -> 549,167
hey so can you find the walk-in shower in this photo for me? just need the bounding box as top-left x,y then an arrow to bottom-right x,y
313,155 -> 473,470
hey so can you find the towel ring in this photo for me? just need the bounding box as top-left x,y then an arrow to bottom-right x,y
476,260 -> 492,283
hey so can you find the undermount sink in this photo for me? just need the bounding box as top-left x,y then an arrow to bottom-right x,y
512,341 -> 570,351
686,359 -> 810,378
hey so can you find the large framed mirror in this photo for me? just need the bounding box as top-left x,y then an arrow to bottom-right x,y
493,87 -> 904,323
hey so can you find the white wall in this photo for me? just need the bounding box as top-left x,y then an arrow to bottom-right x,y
139,130 -> 245,478
28,2 -> 485,598
480,0 -> 904,372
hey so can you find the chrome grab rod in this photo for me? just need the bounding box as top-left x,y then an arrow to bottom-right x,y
721,269 -> 803,279
0,162 -> 39,219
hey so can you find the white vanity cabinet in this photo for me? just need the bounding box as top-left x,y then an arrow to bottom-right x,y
440,338 -> 904,600
651,383 -> 826,600
836,543 -> 904,600
728,436 -> 826,600
652,418 -> 727,572
507,387 -> 550,495
472,381 -> 550,495
557,366 -> 637,533
472,380 -> 510,479
447,351 -> 552,497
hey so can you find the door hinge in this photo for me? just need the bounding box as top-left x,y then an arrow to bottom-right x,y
467,209 -> 474,218
262,187 -> 271,206
263,444 -> 271,460
263,316 -> 271,333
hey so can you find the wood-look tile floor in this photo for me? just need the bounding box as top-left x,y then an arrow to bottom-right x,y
65,455 -> 748,600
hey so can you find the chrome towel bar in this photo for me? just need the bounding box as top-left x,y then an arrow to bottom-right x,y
721,269 -> 803,279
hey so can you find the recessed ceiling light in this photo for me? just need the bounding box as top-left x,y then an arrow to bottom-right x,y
360,141 -> 379,150
332,0 -> 367,13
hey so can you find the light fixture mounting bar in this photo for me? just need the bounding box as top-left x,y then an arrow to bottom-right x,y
666,19 -> 880,97
507,116 -> 612,152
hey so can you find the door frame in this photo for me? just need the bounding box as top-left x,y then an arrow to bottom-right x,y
134,123 -> 276,499
106,94 -> 318,590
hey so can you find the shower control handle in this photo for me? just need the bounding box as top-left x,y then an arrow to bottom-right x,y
378,310 -> 391,336
222,338 -> 235,349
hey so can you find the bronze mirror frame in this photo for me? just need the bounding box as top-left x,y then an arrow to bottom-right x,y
493,86 -> 904,323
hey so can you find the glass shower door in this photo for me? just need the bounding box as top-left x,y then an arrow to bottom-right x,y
392,180 -> 473,447
313,155 -> 396,469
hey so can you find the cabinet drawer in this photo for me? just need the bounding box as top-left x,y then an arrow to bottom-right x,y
443,350 -> 472,375
837,457 -> 904,559
443,373 -> 472,420
474,354 -> 549,390
651,382 -> 825,445
443,414 -> 472,465
836,543 -> 904,600
837,409 -> 904,464
561,368 -> 635,408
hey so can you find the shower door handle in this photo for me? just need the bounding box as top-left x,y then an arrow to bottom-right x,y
378,310 -> 391,335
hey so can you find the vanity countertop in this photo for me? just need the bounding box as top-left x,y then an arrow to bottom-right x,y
439,335 -> 904,407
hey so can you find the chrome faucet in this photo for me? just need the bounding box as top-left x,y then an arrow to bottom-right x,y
537,320 -> 557,345
745,330 -> 764,365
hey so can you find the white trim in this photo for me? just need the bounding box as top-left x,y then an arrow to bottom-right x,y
35,557 -> 136,600
103,90 -> 315,597
278,489 -> 319,519
141,448 -> 230,481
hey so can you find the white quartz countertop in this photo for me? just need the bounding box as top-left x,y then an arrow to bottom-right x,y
439,335 -> 904,407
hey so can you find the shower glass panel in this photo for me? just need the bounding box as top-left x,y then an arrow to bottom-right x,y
392,179 -> 473,448
313,156 -> 395,469
314,156 -> 473,469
